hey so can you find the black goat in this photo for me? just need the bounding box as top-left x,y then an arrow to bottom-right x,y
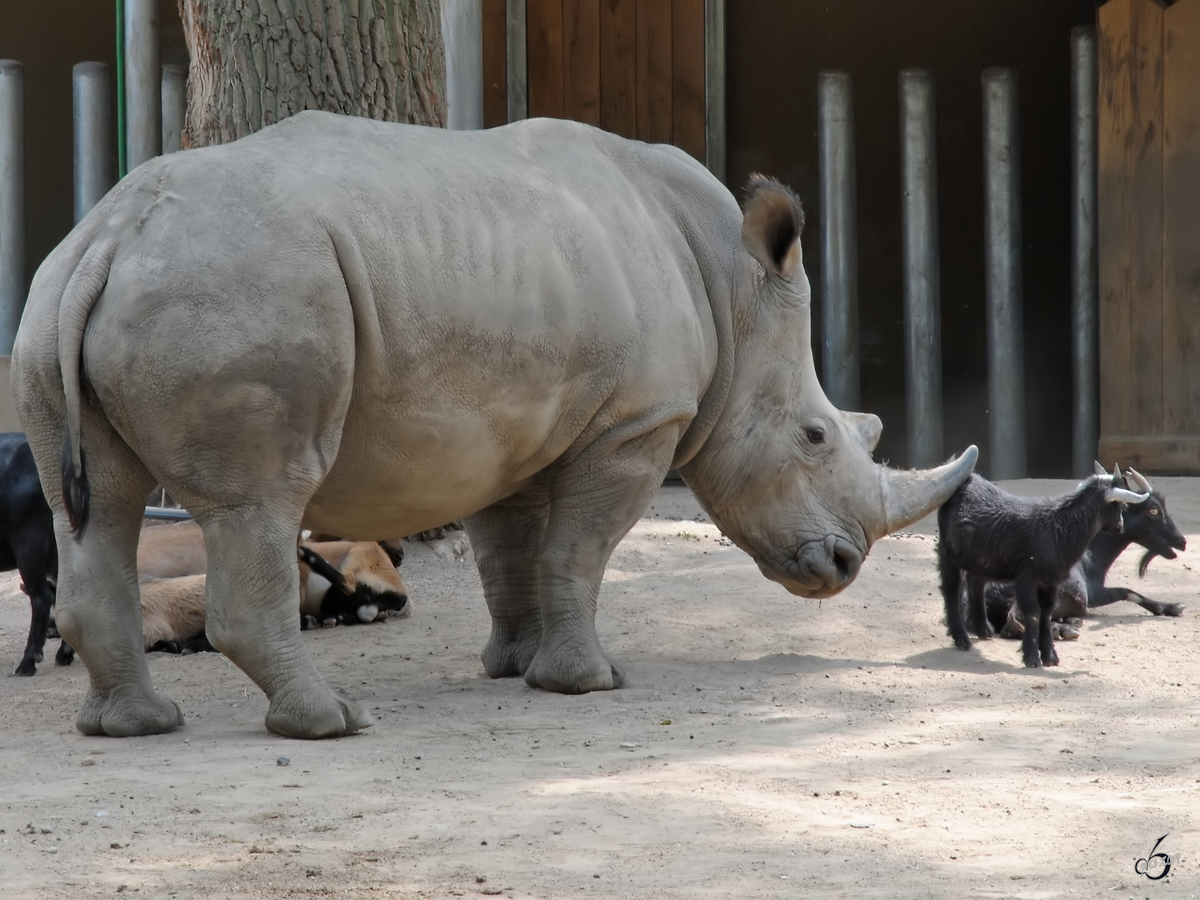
0,432 -> 58,676
984,467 -> 1186,638
937,466 -> 1148,668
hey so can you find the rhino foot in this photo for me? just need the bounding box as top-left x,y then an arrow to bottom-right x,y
481,626 -> 540,679
76,689 -> 184,737
265,688 -> 374,739
524,642 -> 625,693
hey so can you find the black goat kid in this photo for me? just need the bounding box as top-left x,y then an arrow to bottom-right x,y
984,467 -> 1186,637
937,466 -> 1148,668
0,433 -> 58,676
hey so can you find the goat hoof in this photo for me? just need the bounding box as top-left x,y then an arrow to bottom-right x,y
13,659 -> 36,677
1162,603 -> 1185,617
1053,623 -> 1081,641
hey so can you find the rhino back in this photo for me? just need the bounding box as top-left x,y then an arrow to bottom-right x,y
52,112 -> 738,537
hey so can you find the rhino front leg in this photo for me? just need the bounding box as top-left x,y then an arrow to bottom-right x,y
467,485 -> 551,679
200,509 -> 373,739
523,424 -> 684,694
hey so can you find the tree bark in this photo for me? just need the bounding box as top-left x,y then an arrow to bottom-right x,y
178,0 -> 446,149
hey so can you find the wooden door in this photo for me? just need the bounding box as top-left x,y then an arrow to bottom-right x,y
1098,0 -> 1200,472
481,0 -> 708,167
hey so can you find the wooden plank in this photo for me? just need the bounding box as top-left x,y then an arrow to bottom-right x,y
636,0 -> 672,143
600,0 -> 637,138
482,0 -> 507,127
1098,0 -> 1135,441
564,0 -> 601,125
527,0 -> 565,118
671,0 -> 705,162
1098,434 -> 1200,474
1163,0 -> 1200,435
1127,0 -> 1166,438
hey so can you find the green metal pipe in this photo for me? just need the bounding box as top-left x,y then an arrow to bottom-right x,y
116,0 -> 126,178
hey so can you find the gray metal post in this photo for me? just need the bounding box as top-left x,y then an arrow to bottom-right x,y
0,61 -> 24,355
705,0 -> 727,183
125,0 -> 161,170
982,67 -> 1026,479
442,0 -> 484,130
505,0 -> 526,122
73,62 -> 114,223
817,71 -> 860,411
1071,27 -> 1099,477
899,69 -> 943,468
161,64 -> 186,154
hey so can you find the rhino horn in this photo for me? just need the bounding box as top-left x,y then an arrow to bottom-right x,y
880,445 -> 979,535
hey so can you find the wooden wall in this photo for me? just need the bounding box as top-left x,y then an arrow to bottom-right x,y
1098,0 -> 1200,472
481,0 -> 706,164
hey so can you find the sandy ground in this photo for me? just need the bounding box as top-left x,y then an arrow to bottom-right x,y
0,479 -> 1198,899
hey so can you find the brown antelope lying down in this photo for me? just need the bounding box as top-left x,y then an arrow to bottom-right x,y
55,527 -> 410,663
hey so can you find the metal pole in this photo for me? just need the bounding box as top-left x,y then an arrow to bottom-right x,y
0,61 -> 24,355
982,67 -> 1026,479
899,69 -> 943,468
817,71 -> 860,411
442,0 -> 484,130
161,64 -> 186,154
705,0 -> 727,183
73,62 -> 114,223
1071,27 -> 1099,477
124,0 -> 160,170
505,0 -> 527,122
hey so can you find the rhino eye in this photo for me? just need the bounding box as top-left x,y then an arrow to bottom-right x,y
805,427 -> 825,445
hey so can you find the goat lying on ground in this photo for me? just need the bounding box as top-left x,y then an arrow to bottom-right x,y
984,466 -> 1187,640
937,466 -> 1148,668
0,433 -> 58,676
299,540 -> 411,628
56,538 -> 411,665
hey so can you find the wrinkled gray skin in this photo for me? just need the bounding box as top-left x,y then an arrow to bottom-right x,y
12,112 -> 977,739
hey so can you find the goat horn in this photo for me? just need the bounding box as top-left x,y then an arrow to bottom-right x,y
1125,467 -> 1153,494
1105,486 -> 1150,505
1094,460 -> 1107,476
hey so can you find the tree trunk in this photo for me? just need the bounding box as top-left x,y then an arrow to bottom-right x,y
178,0 -> 446,149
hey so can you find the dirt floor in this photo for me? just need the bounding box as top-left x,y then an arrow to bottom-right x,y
0,479 -> 1198,899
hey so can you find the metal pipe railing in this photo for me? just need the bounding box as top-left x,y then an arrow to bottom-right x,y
1070,26 -> 1099,477
73,62 -> 114,223
0,60 -> 24,355
899,69 -> 944,468
982,67 -> 1027,479
817,71 -> 861,412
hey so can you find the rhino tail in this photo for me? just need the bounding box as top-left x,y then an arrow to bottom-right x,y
57,240 -> 118,539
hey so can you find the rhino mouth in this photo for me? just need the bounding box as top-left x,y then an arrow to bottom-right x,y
754,534 -> 864,599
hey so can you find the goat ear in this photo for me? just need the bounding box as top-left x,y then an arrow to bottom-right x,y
1093,460 -> 1107,476
741,175 -> 804,279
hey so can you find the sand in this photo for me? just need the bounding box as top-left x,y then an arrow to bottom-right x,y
0,479 -> 1197,899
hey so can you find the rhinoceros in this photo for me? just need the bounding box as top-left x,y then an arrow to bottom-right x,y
12,111 -> 976,739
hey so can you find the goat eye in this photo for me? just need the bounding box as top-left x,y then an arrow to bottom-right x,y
1149,508 -> 1160,516
805,427 -> 825,445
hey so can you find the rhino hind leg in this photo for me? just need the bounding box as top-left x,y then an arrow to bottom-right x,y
521,424 -> 682,694
467,491 -> 551,679
28,417 -> 183,736
199,508 -> 374,739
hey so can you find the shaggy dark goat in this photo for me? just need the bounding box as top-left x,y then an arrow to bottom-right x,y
0,433 -> 58,676
937,466 -> 1148,668
984,467 -> 1186,638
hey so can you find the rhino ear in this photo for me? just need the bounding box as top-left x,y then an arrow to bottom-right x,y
741,175 -> 804,279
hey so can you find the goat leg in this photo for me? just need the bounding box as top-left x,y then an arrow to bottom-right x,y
1015,580 -> 1042,668
965,574 -> 993,639
1036,585 -> 1059,666
1089,585 -> 1184,617
939,555 -> 971,651
15,577 -> 56,677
